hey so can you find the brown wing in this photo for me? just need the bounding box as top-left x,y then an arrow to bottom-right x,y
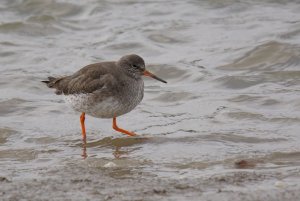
43,62 -> 118,95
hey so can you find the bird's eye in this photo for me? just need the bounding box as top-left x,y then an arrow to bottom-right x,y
132,64 -> 139,69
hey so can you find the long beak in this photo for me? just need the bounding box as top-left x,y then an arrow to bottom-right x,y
143,70 -> 167,83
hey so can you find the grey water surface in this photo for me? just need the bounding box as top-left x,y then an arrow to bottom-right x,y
1,0 -> 300,200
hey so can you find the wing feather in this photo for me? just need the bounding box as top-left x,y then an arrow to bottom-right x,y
43,62 -> 118,95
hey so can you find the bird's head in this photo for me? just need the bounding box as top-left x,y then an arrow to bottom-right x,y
118,54 -> 167,83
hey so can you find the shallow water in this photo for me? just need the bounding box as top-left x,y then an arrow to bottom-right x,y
1,0 -> 300,200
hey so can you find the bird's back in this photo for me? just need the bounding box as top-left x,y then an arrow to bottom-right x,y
43,62 -> 119,95
43,61 -> 144,118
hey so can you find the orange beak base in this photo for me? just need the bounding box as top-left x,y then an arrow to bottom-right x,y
143,70 -> 167,83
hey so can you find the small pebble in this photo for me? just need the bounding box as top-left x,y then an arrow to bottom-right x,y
153,188 -> 166,194
234,160 -> 256,169
0,177 -> 10,182
274,181 -> 285,188
104,162 -> 117,168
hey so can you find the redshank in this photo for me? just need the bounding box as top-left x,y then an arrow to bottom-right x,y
42,54 -> 167,139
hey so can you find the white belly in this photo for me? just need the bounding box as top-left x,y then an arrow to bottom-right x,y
64,93 -> 141,118
64,79 -> 144,118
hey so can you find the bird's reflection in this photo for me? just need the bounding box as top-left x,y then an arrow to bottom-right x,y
80,136 -> 149,159
81,138 -> 87,159
113,147 -> 130,159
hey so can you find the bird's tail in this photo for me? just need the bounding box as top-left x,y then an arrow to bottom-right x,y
41,76 -> 58,88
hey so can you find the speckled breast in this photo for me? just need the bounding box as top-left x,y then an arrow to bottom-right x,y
64,79 -> 144,118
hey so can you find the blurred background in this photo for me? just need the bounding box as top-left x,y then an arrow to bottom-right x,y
1,0 -> 300,200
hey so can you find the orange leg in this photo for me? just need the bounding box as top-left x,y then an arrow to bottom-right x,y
112,117 -> 136,136
80,112 -> 86,140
